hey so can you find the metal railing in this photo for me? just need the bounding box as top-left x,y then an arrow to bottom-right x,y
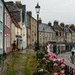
65,65 -> 74,75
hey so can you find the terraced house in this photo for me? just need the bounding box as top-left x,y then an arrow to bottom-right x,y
5,1 -> 22,50
16,1 -> 28,49
39,20 -> 55,49
4,4 -> 11,53
27,11 -> 37,47
0,0 -> 4,54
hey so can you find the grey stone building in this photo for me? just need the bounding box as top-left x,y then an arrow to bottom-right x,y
39,20 -> 55,46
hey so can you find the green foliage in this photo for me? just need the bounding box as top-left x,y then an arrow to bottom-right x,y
33,71 -> 44,75
24,54 -> 38,75
6,54 -> 19,75
36,50 -> 45,60
6,66 -> 16,75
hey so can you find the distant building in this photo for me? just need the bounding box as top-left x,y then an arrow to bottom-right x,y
39,20 -> 55,46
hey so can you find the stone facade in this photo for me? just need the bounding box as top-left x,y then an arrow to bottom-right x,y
39,21 -> 55,46
27,11 -> 37,47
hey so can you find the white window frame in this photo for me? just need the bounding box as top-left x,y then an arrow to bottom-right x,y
5,34 -> 6,52
5,10 -> 7,25
0,4 -> 3,22
0,31 -> 3,49
6,34 -> 9,47
8,34 -> 10,47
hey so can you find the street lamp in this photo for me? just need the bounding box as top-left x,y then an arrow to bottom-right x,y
35,2 -> 40,49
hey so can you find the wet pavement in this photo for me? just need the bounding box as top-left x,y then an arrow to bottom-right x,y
57,52 -> 75,69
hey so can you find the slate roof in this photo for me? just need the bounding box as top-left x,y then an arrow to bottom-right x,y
11,18 -> 21,29
53,25 -> 63,32
69,26 -> 75,32
69,28 -> 74,33
39,23 -> 55,33
16,3 -> 26,23
64,26 -> 72,33
5,1 -> 21,22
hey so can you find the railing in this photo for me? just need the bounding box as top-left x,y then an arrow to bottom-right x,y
65,65 -> 74,75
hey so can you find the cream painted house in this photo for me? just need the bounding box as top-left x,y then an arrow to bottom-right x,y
15,1 -> 28,49
11,18 -> 21,49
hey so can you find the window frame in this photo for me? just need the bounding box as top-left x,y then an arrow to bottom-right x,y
0,31 -> 3,49
0,4 -> 3,22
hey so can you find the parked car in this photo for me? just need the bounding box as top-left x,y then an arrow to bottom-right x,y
71,48 -> 75,53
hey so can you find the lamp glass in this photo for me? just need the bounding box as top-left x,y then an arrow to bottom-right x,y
35,3 -> 40,14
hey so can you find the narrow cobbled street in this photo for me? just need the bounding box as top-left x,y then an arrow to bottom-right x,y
2,49 -> 35,75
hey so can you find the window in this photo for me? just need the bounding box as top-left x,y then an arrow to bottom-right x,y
8,16 -> 11,28
60,32 -> 61,36
5,12 -> 7,25
6,14 -> 8,27
0,4 -> 3,22
6,34 -> 9,47
8,34 -> 10,47
56,31 -> 58,36
5,35 -> 6,52
0,31 -> 2,49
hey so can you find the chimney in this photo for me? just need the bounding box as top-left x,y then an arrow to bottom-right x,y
48,22 -> 51,26
38,18 -> 42,23
54,20 -> 58,26
60,23 -> 64,27
15,1 -> 21,5
70,24 -> 74,29
27,11 -> 32,16
65,25 -> 69,28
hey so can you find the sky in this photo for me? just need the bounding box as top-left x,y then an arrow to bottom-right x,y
4,0 -> 75,25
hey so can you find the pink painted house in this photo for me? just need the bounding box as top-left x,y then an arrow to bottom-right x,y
4,7 -> 11,53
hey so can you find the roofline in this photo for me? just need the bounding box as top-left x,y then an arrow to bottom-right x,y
11,18 -> 21,29
27,13 -> 37,21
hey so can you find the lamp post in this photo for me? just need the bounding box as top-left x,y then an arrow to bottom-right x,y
35,2 -> 40,49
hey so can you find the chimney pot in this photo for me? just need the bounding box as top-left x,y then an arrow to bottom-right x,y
16,1 -> 21,5
54,20 -> 58,25
48,22 -> 51,26
27,11 -> 32,16
60,23 -> 64,27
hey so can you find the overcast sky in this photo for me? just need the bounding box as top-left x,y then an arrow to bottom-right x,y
4,0 -> 75,25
